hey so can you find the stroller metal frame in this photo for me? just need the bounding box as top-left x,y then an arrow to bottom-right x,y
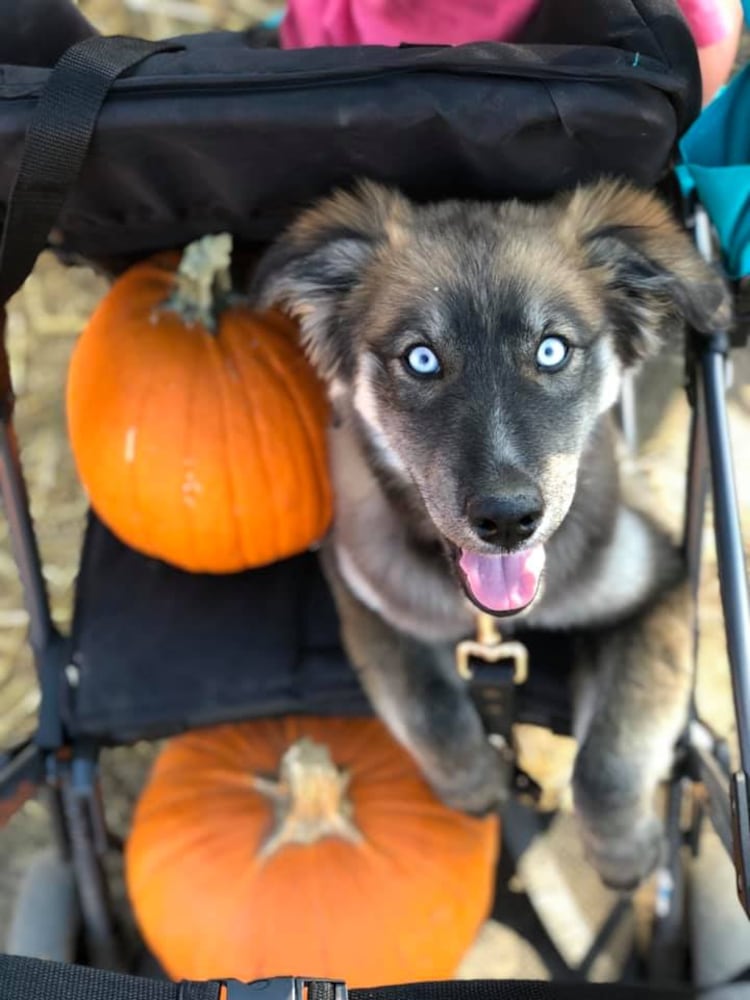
683,206 -> 750,911
0,6 -> 749,991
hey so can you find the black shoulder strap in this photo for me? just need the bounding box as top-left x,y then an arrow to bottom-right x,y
0,958 -> 694,1000
0,34 -> 172,306
0,955 -> 219,1000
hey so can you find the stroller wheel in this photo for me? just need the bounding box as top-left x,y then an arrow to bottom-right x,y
5,849 -> 79,962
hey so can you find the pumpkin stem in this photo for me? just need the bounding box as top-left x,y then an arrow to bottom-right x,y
253,737 -> 363,859
164,233 -> 234,332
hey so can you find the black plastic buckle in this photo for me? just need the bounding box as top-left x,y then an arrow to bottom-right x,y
731,771 -> 750,917
223,978 -> 348,1000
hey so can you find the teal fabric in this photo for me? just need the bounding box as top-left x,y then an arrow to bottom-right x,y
261,8 -> 284,28
678,0 -> 750,276
679,65 -> 750,277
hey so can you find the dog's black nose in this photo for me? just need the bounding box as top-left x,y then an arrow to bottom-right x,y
467,493 -> 543,548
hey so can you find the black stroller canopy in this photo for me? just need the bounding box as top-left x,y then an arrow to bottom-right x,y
0,0 -> 699,264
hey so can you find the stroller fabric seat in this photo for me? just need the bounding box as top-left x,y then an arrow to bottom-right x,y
65,514 -> 575,745
66,513 -> 369,744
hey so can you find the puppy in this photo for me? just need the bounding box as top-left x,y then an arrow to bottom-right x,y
251,179 -> 731,889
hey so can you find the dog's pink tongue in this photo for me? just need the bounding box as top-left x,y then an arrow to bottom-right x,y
459,546 -> 545,613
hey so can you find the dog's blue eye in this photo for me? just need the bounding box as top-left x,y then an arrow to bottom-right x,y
536,336 -> 569,371
405,345 -> 442,378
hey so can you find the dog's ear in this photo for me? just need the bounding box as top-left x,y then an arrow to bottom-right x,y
251,181 -> 409,380
563,180 -> 732,364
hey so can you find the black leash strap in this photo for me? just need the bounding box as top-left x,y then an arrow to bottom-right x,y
468,658 -> 518,748
468,660 -> 541,804
0,34 -> 171,307
456,618 -> 542,804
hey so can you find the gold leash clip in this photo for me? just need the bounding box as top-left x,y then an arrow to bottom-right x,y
455,613 -> 529,685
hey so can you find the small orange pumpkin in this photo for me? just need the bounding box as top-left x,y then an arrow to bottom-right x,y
125,717 -> 499,986
66,234 -> 331,573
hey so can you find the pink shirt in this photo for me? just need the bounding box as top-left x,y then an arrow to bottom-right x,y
281,0 -> 732,51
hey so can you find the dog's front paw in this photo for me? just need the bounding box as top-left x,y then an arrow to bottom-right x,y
581,814 -> 664,891
429,745 -> 511,816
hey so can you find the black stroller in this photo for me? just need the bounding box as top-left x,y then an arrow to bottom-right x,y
0,0 -> 749,997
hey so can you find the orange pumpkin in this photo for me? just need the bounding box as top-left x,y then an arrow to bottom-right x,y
125,717 -> 499,986
66,234 -> 331,573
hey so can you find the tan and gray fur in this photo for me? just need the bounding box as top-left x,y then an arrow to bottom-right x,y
252,179 -> 731,889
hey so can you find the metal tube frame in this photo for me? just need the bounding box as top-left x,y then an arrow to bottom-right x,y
0,308 -> 122,967
0,308 -> 55,662
700,340 -> 750,915
682,206 -> 750,917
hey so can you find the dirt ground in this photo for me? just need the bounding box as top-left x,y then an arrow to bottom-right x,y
1,0 -> 750,985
